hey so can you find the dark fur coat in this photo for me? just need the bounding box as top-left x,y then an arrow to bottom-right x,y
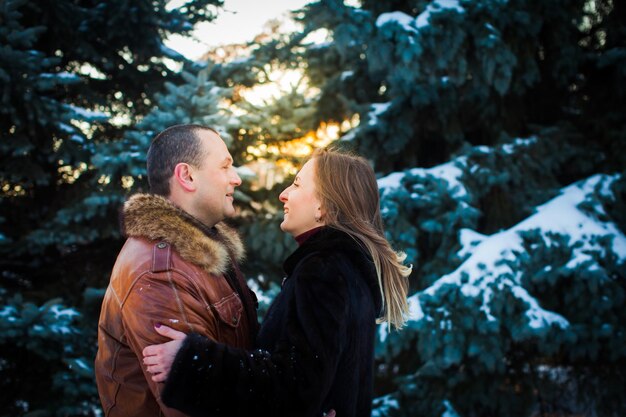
161,227 -> 383,417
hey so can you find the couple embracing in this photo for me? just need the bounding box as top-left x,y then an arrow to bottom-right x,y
94,124 -> 411,417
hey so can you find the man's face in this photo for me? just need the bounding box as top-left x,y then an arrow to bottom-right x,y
190,130 -> 241,226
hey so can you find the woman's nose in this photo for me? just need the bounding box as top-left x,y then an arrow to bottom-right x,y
279,188 -> 288,203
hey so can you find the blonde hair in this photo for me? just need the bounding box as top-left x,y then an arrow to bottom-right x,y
311,148 -> 412,330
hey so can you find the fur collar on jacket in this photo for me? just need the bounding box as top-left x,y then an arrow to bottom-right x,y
123,193 -> 244,276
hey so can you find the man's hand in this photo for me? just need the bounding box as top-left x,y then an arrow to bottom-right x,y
142,324 -> 187,382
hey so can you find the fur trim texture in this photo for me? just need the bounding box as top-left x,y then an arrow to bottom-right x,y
123,193 -> 244,275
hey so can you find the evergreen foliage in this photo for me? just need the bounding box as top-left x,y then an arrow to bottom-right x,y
288,0 -> 625,172
380,167 -> 478,289
275,0 -> 626,415
1,0 -> 625,415
0,287 -> 101,415
0,1 -> 223,414
232,85 -> 319,277
377,174 -> 626,417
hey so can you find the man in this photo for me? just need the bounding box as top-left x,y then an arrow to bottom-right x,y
95,124 -> 258,416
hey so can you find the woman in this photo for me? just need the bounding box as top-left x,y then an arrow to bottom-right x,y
142,148 -> 412,417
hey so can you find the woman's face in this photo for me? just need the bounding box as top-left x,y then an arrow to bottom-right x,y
279,159 -> 324,237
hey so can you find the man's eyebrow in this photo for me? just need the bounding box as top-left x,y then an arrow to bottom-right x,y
222,156 -> 233,165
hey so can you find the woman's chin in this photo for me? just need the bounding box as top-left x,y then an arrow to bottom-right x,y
280,224 -> 298,238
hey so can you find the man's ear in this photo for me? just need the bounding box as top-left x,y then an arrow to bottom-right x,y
173,163 -> 195,192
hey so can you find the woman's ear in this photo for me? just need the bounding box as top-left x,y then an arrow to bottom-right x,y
315,204 -> 325,223
173,163 -> 195,192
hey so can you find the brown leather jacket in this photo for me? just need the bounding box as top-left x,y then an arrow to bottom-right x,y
95,194 -> 258,417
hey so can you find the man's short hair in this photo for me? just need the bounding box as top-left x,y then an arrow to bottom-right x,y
146,124 -> 219,196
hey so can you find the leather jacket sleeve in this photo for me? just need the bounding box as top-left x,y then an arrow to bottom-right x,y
122,270 -> 220,416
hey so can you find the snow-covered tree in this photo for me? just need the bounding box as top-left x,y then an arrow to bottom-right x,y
2,0 -> 624,414
376,142 -> 626,416
265,0 -> 626,415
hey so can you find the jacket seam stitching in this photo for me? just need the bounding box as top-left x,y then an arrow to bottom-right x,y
107,284 -> 122,307
167,269 -> 195,334
104,342 -> 123,416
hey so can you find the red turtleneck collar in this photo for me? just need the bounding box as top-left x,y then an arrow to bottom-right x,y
295,226 -> 324,246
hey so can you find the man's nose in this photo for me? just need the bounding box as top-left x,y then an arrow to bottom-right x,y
232,171 -> 242,186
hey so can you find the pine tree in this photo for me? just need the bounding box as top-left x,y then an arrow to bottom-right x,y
0,1 -> 224,414
233,84 -> 320,279
200,33 -> 330,281
1,0 -> 224,293
2,0 -> 624,414
263,0 -> 626,415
